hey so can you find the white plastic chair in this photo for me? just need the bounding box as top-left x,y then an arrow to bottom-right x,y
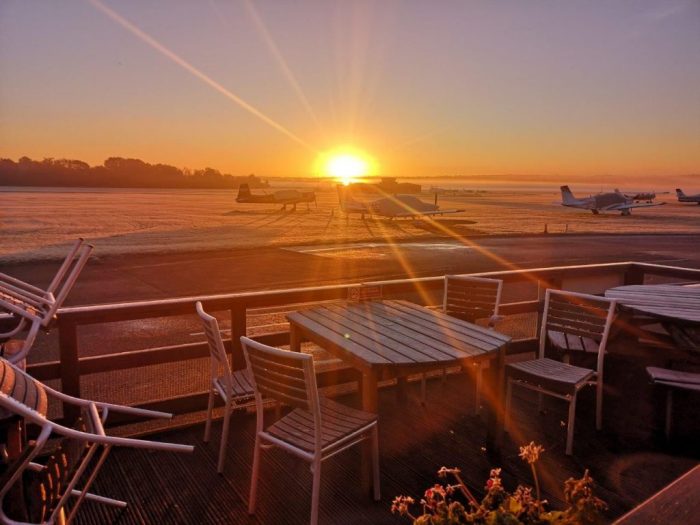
0,239 -> 93,365
0,357 -> 193,524
196,302 -> 255,473
504,289 -> 616,455
241,336 -> 380,525
421,275 -> 503,409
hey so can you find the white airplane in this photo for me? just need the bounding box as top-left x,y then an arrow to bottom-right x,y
236,183 -> 316,211
676,188 -> 700,205
559,185 -> 664,216
337,185 -> 464,219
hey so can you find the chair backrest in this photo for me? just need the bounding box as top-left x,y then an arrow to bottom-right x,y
241,337 -> 322,446
540,289 -> 617,371
443,275 -> 503,322
196,302 -> 234,395
241,337 -> 317,412
0,239 -> 93,327
43,239 -> 93,323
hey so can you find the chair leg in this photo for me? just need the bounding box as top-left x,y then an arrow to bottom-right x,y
274,400 -> 282,421
66,444 -> 113,523
665,389 -> 673,440
248,434 -> 262,514
565,392 -> 578,456
203,388 -> 215,443
474,364 -> 483,416
504,378 -> 513,434
370,426 -> 381,501
537,392 -> 544,413
217,399 -> 232,474
595,380 -> 603,431
420,374 -> 427,405
310,458 -> 322,525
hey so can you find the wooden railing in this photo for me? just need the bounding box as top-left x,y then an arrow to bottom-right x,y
26,261 -> 700,426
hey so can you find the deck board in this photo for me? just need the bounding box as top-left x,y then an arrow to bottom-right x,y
75,362 -> 699,524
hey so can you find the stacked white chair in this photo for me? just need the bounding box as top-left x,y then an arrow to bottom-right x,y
0,239 -> 93,365
0,357 -> 193,524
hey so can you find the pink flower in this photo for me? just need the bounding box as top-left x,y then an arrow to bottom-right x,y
519,442 -> 544,464
391,495 -> 415,515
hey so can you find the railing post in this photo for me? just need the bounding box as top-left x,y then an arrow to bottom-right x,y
230,301 -> 247,370
58,318 -> 81,422
536,280 -> 545,338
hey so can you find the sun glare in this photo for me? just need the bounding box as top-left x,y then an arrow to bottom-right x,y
317,149 -> 376,185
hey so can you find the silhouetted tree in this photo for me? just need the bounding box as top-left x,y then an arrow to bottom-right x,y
0,156 -> 269,189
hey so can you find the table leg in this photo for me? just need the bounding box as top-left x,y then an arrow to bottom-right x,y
289,325 -> 302,352
395,377 -> 408,403
360,372 -> 379,495
484,347 -> 506,457
361,372 -> 379,413
282,325 -> 304,419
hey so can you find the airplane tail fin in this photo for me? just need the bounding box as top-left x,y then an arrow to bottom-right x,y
560,185 -> 578,205
676,188 -> 685,198
237,183 -> 252,200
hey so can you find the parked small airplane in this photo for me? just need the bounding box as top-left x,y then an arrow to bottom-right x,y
676,188 -> 700,205
236,183 -> 316,211
559,185 -> 664,216
337,185 -> 464,219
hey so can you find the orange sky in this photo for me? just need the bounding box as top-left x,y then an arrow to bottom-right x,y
1,1 -> 699,179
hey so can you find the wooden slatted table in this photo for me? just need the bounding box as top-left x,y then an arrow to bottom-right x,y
605,284 -> 700,324
286,300 -> 511,415
605,284 -> 700,351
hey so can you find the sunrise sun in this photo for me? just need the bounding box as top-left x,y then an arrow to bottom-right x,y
317,149 -> 376,185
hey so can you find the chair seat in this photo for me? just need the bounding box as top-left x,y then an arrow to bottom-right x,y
508,357 -> 595,394
266,397 -> 377,453
215,368 -> 256,399
231,368 -> 255,397
548,330 -> 600,354
0,358 -> 47,415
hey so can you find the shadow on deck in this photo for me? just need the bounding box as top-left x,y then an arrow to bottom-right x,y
78,361 -> 699,525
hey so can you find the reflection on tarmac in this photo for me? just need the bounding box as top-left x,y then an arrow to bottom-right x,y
286,241 -> 475,259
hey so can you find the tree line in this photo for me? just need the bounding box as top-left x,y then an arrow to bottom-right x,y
0,156 -> 269,189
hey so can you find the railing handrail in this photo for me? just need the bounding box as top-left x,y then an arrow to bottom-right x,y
35,260 -> 699,427
56,261 -> 657,324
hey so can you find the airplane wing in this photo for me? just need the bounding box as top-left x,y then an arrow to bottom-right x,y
607,202 -> 666,211
392,208 -> 465,218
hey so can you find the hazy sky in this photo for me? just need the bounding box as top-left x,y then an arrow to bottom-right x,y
1,0 -> 699,178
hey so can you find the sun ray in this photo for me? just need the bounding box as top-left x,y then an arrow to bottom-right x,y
241,0 -> 327,141
87,0 -> 314,152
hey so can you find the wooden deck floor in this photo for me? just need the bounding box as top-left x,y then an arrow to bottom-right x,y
76,361 -> 699,525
